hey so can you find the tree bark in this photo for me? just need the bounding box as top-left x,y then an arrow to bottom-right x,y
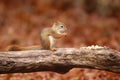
0,46 -> 120,74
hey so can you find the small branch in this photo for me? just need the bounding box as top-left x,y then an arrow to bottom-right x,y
0,46 -> 120,74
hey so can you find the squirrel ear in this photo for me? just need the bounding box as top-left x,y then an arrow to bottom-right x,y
53,20 -> 62,26
55,21 -> 63,25
56,20 -> 61,23
53,21 -> 59,25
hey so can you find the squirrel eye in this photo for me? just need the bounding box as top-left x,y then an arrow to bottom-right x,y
60,25 -> 64,28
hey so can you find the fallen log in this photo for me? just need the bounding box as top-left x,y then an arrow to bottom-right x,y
0,46 -> 120,74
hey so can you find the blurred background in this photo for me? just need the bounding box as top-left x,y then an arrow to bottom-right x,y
0,0 -> 120,80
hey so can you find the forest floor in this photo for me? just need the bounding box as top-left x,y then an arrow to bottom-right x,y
0,1 -> 120,80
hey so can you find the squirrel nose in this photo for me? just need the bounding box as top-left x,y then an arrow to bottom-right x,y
63,33 -> 67,36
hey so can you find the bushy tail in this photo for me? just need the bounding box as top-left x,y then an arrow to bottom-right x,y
6,45 -> 41,51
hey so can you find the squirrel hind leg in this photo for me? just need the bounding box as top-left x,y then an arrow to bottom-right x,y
41,42 -> 50,50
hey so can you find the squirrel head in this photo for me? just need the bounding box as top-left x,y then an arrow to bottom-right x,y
52,21 -> 67,35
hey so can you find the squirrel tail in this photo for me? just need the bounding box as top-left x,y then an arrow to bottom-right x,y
6,45 -> 41,51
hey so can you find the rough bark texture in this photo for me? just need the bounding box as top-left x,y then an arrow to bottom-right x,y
0,46 -> 120,74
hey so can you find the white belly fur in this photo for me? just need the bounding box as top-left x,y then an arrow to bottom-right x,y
49,36 -> 56,48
